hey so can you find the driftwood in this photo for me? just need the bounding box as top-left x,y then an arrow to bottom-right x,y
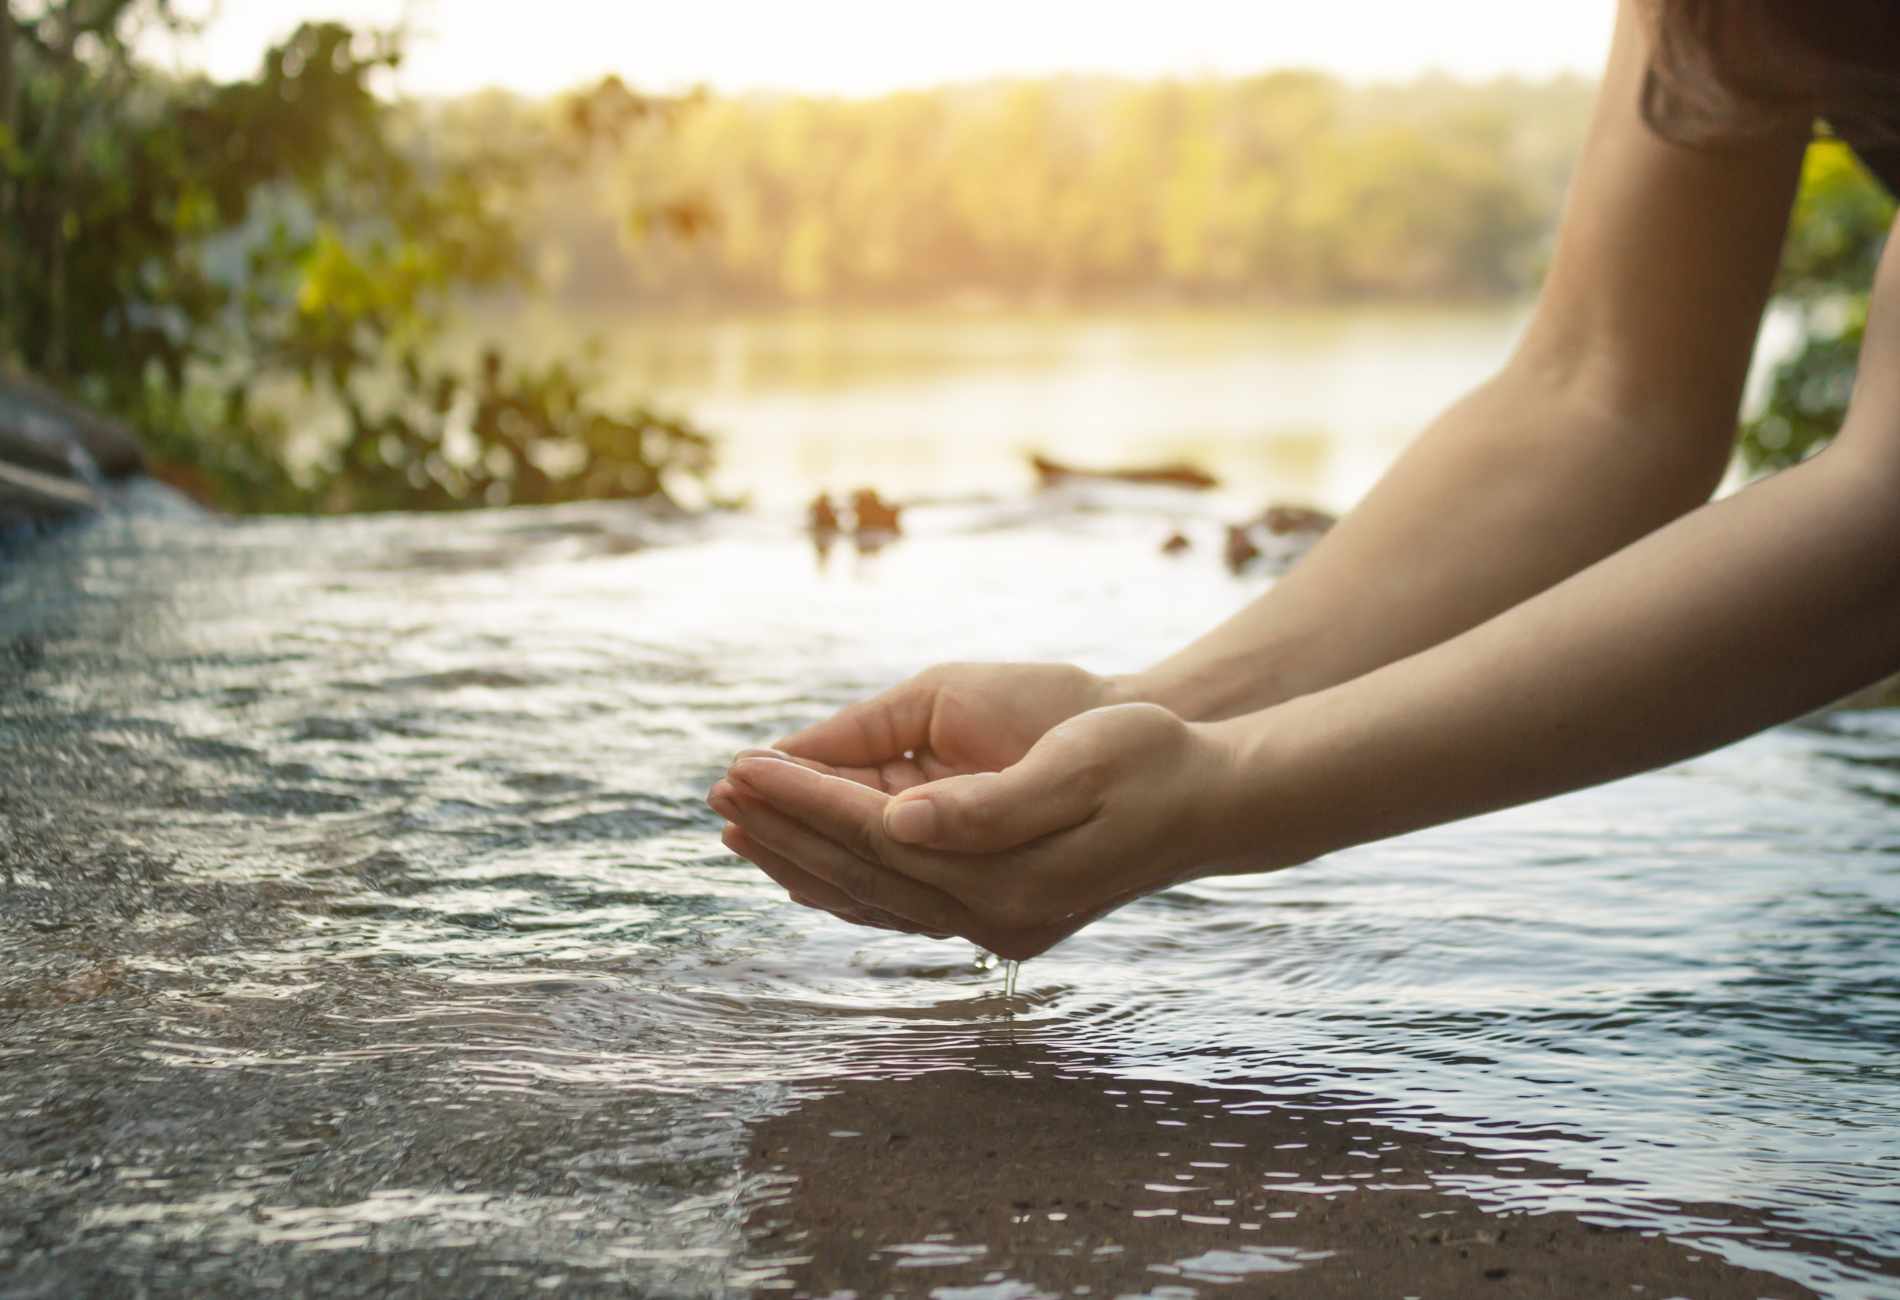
1030,452 -> 1217,491
807,488 -> 903,537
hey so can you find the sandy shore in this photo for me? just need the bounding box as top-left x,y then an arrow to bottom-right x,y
740,1049 -> 1836,1298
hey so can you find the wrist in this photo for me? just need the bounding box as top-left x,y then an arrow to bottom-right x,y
1112,654 -> 1305,724
1099,671 -> 1149,711
1106,665 -> 1225,721
1191,699 -> 1348,876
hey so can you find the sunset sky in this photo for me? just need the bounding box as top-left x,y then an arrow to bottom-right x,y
162,1 -> 1616,98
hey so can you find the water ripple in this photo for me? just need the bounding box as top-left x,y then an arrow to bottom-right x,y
3,501 -> 1897,1294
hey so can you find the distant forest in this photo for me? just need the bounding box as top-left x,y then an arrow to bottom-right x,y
437,72 -> 1598,309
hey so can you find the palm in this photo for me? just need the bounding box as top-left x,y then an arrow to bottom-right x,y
923,679 -> 1074,772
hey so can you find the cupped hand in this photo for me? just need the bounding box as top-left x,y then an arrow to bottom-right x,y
708,702 -> 1240,960
759,662 -> 1124,795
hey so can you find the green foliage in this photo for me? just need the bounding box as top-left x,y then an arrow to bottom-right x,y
1740,141 -> 1894,474
0,3 -> 715,513
313,347 -> 711,513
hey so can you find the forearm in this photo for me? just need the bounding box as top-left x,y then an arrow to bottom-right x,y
1122,0 -> 1805,727
1122,356 -> 1738,721
1209,433 -> 1900,871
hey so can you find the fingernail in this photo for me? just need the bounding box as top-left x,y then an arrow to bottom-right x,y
730,755 -> 795,786
885,797 -> 937,844
733,746 -> 789,763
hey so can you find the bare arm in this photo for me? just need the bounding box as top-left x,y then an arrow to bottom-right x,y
1125,0 -> 1806,721
1213,218 -> 1900,872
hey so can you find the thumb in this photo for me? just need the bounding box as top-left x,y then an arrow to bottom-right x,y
882,740 -> 1101,852
773,679 -> 934,768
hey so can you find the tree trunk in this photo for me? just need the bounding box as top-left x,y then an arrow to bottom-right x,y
0,2 -> 17,363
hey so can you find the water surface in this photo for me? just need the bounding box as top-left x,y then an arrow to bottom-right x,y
1,493 -> 1896,1296
464,303 -> 1535,511
454,301 -> 1800,513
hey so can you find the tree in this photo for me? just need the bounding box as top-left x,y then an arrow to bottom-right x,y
0,3 -> 716,512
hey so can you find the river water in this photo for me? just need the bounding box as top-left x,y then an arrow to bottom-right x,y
465,303 -> 1541,513
1,485 -> 1896,1297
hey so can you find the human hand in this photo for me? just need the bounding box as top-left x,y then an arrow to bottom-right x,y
708,702 -> 1242,959
762,661 -> 1126,795
712,662 -> 1122,937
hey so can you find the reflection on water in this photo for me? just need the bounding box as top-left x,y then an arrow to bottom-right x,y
2,493 -> 1897,1296
475,304 -> 1535,512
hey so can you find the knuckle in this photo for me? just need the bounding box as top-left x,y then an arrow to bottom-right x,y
852,817 -> 890,864
862,703 -> 901,756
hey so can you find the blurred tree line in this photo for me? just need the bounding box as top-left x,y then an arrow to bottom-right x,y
1740,139 -> 1894,474
475,71 -> 1889,474
512,73 -> 1595,307
0,0 -> 713,512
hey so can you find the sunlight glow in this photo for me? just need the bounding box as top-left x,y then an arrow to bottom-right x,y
167,1 -> 1614,98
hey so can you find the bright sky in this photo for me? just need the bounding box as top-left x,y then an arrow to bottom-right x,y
162,1 -> 1616,98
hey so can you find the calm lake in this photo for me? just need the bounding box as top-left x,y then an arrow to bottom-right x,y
475,303 -> 1537,512
467,301 -> 1798,514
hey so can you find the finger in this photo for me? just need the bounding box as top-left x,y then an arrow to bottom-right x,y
723,823 -> 925,933
881,735 -> 1102,852
727,756 -> 892,861
727,755 -> 1004,899
913,746 -> 962,784
875,754 -> 931,793
720,778 -> 974,937
773,679 -> 936,768
734,746 -> 903,794
735,747 -> 841,777
714,782 -> 863,915
722,821 -> 946,935
723,823 -> 866,918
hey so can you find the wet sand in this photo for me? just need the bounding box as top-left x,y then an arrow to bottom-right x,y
742,1053 -> 1829,1298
